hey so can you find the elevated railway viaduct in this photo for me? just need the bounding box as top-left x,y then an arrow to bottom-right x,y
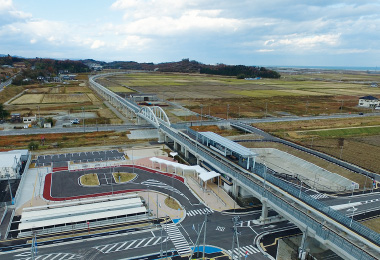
89,72 -> 380,260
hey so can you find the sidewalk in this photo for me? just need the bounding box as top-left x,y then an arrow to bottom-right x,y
136,155 -> 240,214
185,173 -> 240,212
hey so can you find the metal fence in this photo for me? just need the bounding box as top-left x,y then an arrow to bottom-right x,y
160,124 -> 378,260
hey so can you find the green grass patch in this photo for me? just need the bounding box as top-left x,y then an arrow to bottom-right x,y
113,172 -> 136,183
361,218 -> 380,233
226,89 -> 311,97
107,86 -> 134,93
300,126 -> 380,138
80,173 -> 99,186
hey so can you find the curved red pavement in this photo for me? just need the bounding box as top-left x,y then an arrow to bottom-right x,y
43,165 -> 184,201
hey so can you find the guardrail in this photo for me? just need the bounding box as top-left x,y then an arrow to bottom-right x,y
93,72 -> 378,259
160,124 -> 378,260
231,122 -> 376,181
89,73 -> 140,113
0,204 -> 7,225
4,209 -> 15,239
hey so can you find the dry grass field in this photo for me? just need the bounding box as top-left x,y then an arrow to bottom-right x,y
105,72 -> 380,118
254,117 -> 380,173
361,218 -> 380,233
87,93 -> 99,102
240,141 -> 371,189
11,94 -> 44,104
41,94 -> 91,103
0,131 -> 141,151
108,86 -> 134,93
65,86 -> 92,93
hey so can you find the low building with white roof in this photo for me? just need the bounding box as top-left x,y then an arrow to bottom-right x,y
0,150 -> 29,180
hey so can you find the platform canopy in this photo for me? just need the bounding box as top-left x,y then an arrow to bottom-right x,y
198,171 -> 220,182
149,157 -> 219,178
198,132 -> 256,158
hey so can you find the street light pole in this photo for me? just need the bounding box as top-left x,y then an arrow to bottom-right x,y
299,180 -> 303,198
81,107 -> 85,133
200,105 -> 203,125
227,104 -> 229,120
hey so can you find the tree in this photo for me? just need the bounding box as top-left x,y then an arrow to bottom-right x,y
28,141 -> 39,150
0,103 -> 9,119
44,117 -> 55,127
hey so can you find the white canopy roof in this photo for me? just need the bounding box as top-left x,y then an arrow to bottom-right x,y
199,171 -> 220,182
149,157 -> 220,180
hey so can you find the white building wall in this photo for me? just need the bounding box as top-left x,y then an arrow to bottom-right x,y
358,98 -> 380,107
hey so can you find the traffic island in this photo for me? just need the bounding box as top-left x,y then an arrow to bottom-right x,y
112,172 -> 137,183
79,173 -> 100,186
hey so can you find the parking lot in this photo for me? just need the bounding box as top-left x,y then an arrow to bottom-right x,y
35,150 -> 125,167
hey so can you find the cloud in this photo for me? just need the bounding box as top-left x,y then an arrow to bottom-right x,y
91,40 -> 106,49
1,0 -> 380,65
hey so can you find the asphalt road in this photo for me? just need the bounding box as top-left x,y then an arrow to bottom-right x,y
0,124 -> 154,136
1,165 -> 281,260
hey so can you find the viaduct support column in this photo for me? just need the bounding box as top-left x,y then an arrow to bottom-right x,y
298,227 -> 308,260
173,141 -> 178,150
260,198 -> 268,223
184,148 -> 189,160
232,180 -> 239,198
158,130 -> 165,143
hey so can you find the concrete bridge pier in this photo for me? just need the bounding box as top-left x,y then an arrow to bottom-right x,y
173,141 -> 178,150
232,180 -> 239,198
158,130 -> 165,143
196,156 -> 200,165
184,148 -> 189,160
260,198 -> 269,223
298,227 -> 309,260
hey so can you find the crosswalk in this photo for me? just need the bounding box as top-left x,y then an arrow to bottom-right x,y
186,208 -> 214,217
141,179 -> 188,199
93,236 -> 168,254
226,245 -> 260,259
310,193 -> 329,200
15,252 -> 81,260
238,220 -> 254,227
162,222 -> 192,256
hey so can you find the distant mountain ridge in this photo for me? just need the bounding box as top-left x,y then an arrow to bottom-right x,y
1,55 -> 280,79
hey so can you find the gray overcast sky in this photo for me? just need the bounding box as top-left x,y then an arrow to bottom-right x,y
1,0 -> 379,67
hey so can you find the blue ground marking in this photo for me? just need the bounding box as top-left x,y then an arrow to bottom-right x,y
172,218 -> 181,224
190,246 -> 223,253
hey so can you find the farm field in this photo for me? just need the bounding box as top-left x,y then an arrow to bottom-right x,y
253,117 -> 380,173
41,94 -> 91,103
11,94 -> 44,104
0,131 -> 143,151
105,72 -> 380,118
240,141 -> 372,189
3,76 -> 124,126
107,86 -> 134,93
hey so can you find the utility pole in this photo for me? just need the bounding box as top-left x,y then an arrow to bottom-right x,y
202,213 -> 208,260
81,107 -> 85,133
189,214 -> 208,260
200,105 -> 203,125
227,104 -> 230,120
231,216 -> 241,260
31,232 -> 37,259
265,101 -> 268,118
37,105 -> 40,126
